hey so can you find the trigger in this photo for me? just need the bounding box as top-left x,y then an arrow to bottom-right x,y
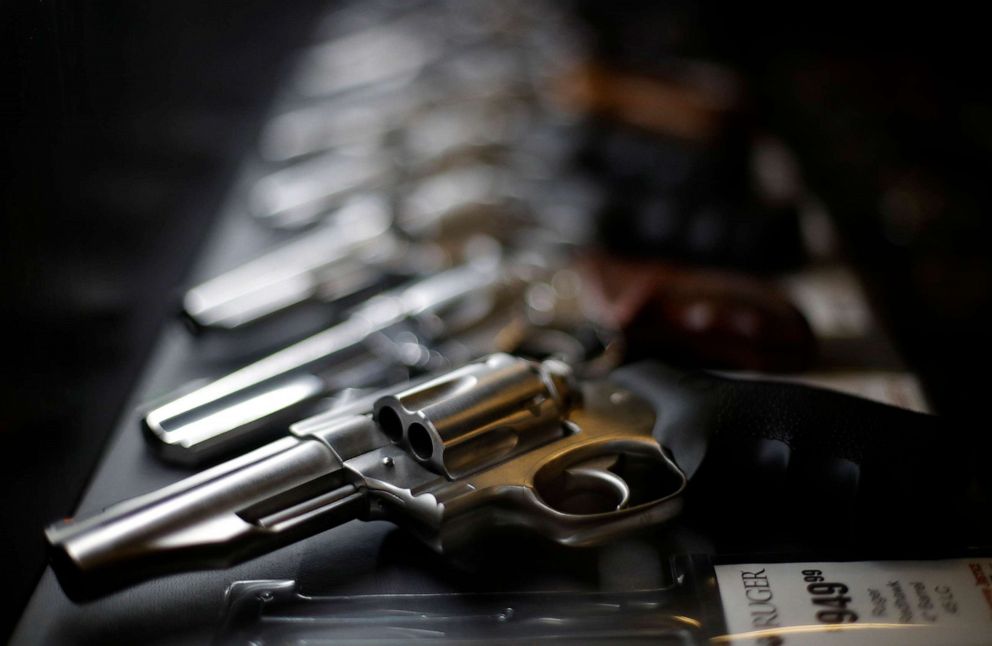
564,457 -> 631,511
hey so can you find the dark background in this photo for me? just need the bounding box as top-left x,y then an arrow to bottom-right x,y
1,2 -> 326,638
2,1 -> 990,641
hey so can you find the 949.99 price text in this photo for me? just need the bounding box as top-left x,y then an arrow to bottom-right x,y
801,569 -> 859,624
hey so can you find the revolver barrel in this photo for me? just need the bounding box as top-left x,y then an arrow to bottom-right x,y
46,434 -> 364,602
249,148 -> 391,229
183,196 -> 399,331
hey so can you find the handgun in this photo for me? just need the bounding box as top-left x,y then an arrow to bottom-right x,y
260,79 -> 531,166
183,195 -> 401,332
249,141 -> 532,232
149,256 -> 598,465
47,352 -> 961,602
185,177 -> 530,332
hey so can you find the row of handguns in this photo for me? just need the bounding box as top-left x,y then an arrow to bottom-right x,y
152,2 -> 606,465
46,0 -> 964,603
151,0 -> 821,466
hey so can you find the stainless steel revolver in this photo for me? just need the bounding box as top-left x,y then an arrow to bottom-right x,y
46,353 -> 685,601
46,352 -> 961,602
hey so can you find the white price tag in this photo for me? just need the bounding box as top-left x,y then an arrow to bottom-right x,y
714,558 -> 992,645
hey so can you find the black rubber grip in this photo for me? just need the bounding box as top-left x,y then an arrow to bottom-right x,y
612,362 -> 969,541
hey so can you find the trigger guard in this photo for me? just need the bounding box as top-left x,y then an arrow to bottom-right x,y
531,438 -> 686,520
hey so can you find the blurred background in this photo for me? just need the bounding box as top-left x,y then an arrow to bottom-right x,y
3,1 -> 990,640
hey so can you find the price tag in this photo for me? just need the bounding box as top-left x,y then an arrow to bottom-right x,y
714,558 -> 992,645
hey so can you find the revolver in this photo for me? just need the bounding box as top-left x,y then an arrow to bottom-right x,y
46,352 -> 960,602
147,255 -> 605,465
188,168 -> 532,332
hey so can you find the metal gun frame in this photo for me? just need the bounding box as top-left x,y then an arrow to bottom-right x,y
47,354 -> 685,601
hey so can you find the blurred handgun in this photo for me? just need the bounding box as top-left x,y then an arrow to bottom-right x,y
150,255 -> 599,465
186,170 -> 531,332
47,353 -> 961,602
249,140 -> 532,231
183,195 -> 399,332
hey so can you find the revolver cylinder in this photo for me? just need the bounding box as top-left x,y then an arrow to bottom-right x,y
373,354 -> 574,478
